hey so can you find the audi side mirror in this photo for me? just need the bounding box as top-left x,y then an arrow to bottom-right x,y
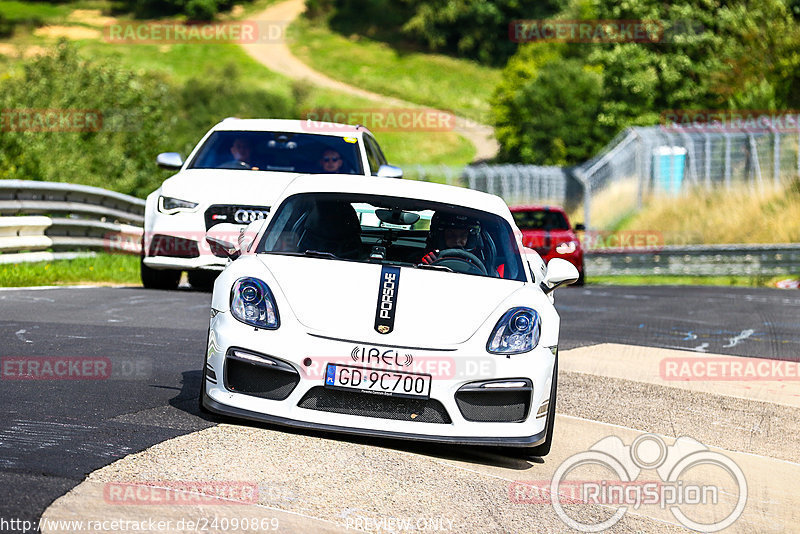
377,164 -> 403,179
156,152 -> 184,170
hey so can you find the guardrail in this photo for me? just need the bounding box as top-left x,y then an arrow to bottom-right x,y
585,243 -> 800,277
0,180 -> 144,264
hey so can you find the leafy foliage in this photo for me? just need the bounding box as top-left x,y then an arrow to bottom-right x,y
492,0 -> 800,164
0,43 -> 294,198
322,0 -> 561,66
118,0 -> 248,20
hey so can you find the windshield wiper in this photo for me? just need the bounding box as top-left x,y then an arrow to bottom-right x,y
416,263 -> 453,273
268,250 -> 339,260
303,250 -> 340,259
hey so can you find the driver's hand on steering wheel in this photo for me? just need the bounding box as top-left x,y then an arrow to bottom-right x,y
421,250 -> 439,264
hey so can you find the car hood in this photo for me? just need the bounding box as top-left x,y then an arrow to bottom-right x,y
160,169 -> 301,206
258,255 -> 524,346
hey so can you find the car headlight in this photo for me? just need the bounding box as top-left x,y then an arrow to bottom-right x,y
230,277 -> 279,329
158,196 -> 198,214
555,240 -> 578,254
487,307 -> 540,354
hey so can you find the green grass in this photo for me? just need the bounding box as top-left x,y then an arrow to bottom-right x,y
288,16 -> 501,121
0,253 -> 140,287
588,275 -> 794,287
0,1 -> 71,24
70,40 -> 474,166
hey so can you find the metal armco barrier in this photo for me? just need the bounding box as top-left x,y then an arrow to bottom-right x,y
0,180 -> 144,263
586,243 -> 800,276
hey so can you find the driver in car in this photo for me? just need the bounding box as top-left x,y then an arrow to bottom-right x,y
420,212 -> 481,265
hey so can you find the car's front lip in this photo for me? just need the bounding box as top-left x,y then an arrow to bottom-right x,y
203,396 -> 547,447
205,311 -> 556,444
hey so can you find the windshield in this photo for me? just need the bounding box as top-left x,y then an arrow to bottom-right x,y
512,209 -> 570,231
257,193 -> 526,281
188,131 -> 364,175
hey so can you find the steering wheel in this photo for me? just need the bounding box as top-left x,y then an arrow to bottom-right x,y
431,248 -> 488,275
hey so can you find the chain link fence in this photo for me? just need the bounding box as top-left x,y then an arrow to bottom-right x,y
408,115 -> 800,230
575,119 -> 800,228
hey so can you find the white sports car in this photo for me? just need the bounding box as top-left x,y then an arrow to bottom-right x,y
200,175 -> 578,456
142,118 -> 401,289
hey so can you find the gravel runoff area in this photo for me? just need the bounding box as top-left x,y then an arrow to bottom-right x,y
41,342 -> 800,533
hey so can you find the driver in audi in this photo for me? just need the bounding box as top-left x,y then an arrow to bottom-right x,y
420,212 -> 481,265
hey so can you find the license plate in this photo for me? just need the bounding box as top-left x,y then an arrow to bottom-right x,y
324,364 -> 431,399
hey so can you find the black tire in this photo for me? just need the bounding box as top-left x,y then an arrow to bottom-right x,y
508,356 -> 558,458
188,270 -> 218,291
140,258 -> 181,290
199,329 -> 211,414
573,266 -> 585,287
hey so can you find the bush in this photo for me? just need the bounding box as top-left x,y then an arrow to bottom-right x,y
0,43 -> 295,198
0,13 -> 11,38
119,0 -> 248,21
491,0 -> 800,165
492,57 -> 608,165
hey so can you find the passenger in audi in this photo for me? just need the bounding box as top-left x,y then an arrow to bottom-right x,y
318,149 -> 344,173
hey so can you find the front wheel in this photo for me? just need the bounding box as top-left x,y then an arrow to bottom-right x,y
507,357 -> 558,458
573,265 -> 585,287
199,329 -> 211,414
188,270 -> 218,291
140,258 -> 180,290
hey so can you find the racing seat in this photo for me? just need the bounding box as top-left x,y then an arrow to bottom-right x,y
296,201 -> 363,259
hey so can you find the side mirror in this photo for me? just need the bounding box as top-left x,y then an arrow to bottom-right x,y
541,258 -> 579,294
376,164 -> 403,179
156,152 -> 184,170
574,223 -> 586,232
206,223 -> 244,259
238,219 -> 267,253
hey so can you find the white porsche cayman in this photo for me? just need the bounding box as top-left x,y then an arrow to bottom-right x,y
200,174 -> 578,456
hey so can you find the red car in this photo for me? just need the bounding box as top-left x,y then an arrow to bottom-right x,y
510,205 -> 585,285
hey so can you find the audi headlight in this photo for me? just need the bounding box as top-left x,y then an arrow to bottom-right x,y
230,277 -> 279,329
487,307 -> 540,354
555,240 -> 578,254
158,196 -> 198,214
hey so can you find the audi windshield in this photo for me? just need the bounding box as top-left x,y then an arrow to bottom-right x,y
188,131 -> 364,175
257,193 -> 527,281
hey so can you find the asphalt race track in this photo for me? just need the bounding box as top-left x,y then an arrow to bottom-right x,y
1,285 -> 799,533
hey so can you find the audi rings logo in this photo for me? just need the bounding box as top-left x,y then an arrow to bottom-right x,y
233,209 -> 269,224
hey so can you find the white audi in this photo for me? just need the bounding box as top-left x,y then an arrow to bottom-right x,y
200,174 -> 578,457
142,118 -> 402,289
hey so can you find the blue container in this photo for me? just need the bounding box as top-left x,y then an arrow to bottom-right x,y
652,146 -> 687,195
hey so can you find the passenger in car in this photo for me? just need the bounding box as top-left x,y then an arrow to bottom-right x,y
318,149 -> 345,173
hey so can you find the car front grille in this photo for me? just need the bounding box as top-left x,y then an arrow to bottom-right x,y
224,351 -> 299,401
298,387 -> 452,424
204,205 -> 270,230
